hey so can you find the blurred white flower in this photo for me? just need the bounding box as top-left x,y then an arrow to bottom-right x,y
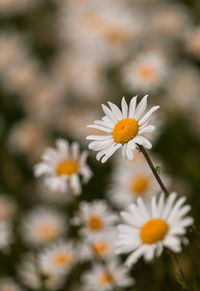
116,193 -> 193,267
79,231 -> 117,261
21,207 -> 67,246
107,156 -> 166,209
82,259 -> 134,290
39,240 -> 75,275
34,139 -> 93,195
87,95 -> 159,162
74,200 -> 118,240
18,253 -> 65,290
122,51 -> 167,92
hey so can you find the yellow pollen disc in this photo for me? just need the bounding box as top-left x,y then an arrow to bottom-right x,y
56,160 -> 79,176
103,28 -> 129,44
100,273 -> 114,285
139,66 -> 156,80
54,253 -> 71,266
89,216 -> 103,231
93,242 -> 109,255
130,174 -> 150,195
140,218 -> 168,244
113,118 -> 138,144
38,224 -> 57,241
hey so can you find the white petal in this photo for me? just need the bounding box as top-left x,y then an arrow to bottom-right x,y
70,174 -> 81,195
121,97 -> 128,118
102,104 -> 118,123
87,124 -> 112,133
134,95 -> 148,121
125,245 -> 146,267
108,101 -> 123,121
71,142 -> 80,160
138,106 -> 160,125
101,143 -> 122,163
128,96 -> 137,118
138,125 -> 155,135
86,135 -> 112,141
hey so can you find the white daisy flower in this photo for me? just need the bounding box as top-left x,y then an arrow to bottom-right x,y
87,95 -> 159,162
107,156 -> 165,209
116,193 -> 193,267
21,207 -> 67,246
0,278 -> 23,291
122,51 -> 167,92
39,240 -> 75,275
18,253 -> 65,290
79,231 -> 117,261
34,139 -> 93,195
74,200 -> 118,240
82,259 -> 134,290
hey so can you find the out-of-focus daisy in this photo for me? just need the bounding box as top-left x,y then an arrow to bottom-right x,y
87,95 -> 159,162
8,119 -> 46,159
34,139 -> 92,195
39,240 -> 75,275
18,253 -> 65,290
21,207 -> 66,246
122,51 -> 167,92
116,193 -> 193,267
0,278 -> 22,291
150,5 -> 190,39
79,231 -> 117,261
166,65 -> 200,111
82,259 -> 134,290
107,156 -> 165,209
0,194 -> 16,222
74,200 -> 118,240
0,222 -> 12,252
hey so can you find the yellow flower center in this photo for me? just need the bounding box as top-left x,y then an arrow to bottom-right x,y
93,242 -> 109,255
140,218 -> 168,244
139,66 -> 156,80
130,174 -> 150,195
89,215 -> 103,231
54,253 -> 71,266
100,273 -> 114,285
37,224 -> 57,241
113,118 -> 138,144
56,160 -> 79,176
103,27 -> 129,44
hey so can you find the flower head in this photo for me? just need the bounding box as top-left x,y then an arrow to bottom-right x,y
82,259 -> 134,290
34,139 -> 93,195
21,207 -> 67,246
116,193 -> 193,267
87,95 -> 159,162
74,200 -> 118,240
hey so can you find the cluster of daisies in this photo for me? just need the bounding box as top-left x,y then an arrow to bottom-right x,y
0,95 -> 189,291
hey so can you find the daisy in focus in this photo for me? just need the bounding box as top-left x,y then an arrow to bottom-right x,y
87,95 -> 159,162
74,200 -> 118,240
34,139 -> 93,195
21,207 -> 67,246
82,259 -> 134,290
39,240 -> 75,275
116,193 -> 193,267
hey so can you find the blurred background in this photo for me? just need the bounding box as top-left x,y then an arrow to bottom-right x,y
0,0 -> 200,290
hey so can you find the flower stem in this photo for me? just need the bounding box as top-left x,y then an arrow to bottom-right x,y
170,251 -> 194,291
137,144 -> 169,195
137,144 -> 195,291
